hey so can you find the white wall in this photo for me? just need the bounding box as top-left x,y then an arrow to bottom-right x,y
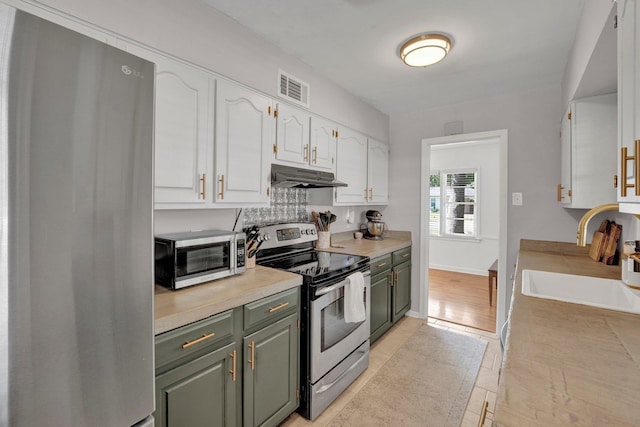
562,0 -> 615,108
429,140 -> 500,275
11,0 -> 389,234
387,84 -> 579,321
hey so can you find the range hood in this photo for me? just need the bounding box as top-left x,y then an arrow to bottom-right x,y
271,164 -> 347,188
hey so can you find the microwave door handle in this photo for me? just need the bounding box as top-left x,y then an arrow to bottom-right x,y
315,271 -> 370,296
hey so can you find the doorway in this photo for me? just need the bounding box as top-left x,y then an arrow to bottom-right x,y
418,130 -> 508,335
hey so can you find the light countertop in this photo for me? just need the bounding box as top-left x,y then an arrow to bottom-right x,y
321,230 -> 412,259
154,266 -> 302,335
494,239 -> 640,426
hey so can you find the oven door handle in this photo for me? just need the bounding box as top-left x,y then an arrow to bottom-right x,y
315,347 -> 368,393
315,271 -> 370,296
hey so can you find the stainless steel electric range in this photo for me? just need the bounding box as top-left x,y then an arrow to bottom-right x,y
256,222 -> 370,420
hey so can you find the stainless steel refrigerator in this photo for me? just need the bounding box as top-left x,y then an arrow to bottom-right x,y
0,4 -> 155,426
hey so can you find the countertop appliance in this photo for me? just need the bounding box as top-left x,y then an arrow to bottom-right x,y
256,223 -> 370,420
155,229 -> 247,289
0,5 -> 155,426
364,210 -> 385,240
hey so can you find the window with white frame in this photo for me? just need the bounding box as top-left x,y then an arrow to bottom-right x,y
429,169 -> 478,237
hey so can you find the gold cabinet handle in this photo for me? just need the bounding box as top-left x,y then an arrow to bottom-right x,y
395,271 -> 399,283
614,174 -> 618,188
304,144 -> 309,162
620,140 -> 640,197
312,146 -> 318,164
268,301 -> 289,313
402,253 -> 409,258
364,189 -> 368,201
368,188 -> 373,200
229,350 -> 237,381
389,270 -> 394,286
376,262 -> 387,268
267,186 -> 270,197
556,183 -> 564,201
218,174 -> 225,199
182,332 -> 215,349
200,173 -> 206,200
477,400 -> 493,427
248,341 -> 255,370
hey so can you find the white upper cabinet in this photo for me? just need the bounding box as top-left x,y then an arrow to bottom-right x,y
274,103 -> 310,166
309,116 -> 337,171
335,127 -> 369,204
559,94 -> 617,209
215,80 -> 273,205
618,0 -> 640,208
367,138 -> 389,204
127,46 -> 213,207
274,106 -> 336,172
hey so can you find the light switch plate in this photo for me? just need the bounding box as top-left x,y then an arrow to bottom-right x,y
512,192 -> 523,206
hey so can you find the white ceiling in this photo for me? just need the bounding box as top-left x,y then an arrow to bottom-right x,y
202,0 -> 586,115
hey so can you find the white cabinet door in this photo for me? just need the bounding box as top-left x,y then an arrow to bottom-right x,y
335,127 -> 368,204
367,139 -> 389,204
275,104 -> 310,166
215,80 -> 273,205
618,0 -> 640,206
559,107 -> 572,205
309,116 -> 337,171
149,53 -> 212,205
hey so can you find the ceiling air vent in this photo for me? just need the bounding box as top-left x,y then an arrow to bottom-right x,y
278,70 -> 310,108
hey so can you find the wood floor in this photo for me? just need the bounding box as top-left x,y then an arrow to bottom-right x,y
428,268 -> 496,333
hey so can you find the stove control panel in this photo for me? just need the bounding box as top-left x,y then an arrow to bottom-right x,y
257,222 -> 317,250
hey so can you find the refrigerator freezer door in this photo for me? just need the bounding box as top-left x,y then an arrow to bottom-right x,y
0,5 -> 155,426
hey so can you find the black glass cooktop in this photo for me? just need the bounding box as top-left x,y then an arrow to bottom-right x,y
258,250 -> 369,284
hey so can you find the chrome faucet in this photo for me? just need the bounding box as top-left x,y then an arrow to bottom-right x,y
576,203 -> 619,247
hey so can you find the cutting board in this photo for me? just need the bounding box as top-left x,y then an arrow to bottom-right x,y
588,220 -> 609,262
603,222 -> 622,265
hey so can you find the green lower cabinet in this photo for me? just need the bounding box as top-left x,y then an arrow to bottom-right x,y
243,312 -> 299,427
155,341 -> 238,427
370,270 -> 393,344
392,260 -> 411,322
369,247 -> 412,345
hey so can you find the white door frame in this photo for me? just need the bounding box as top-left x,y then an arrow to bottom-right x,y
419,129 -> 509,333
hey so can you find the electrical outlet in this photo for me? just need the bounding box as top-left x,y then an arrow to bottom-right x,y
512,192 -> 523,206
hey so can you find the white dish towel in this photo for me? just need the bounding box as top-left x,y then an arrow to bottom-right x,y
344,271 -> 366,323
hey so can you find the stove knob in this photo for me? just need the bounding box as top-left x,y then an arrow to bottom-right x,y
311,229 -> 316,235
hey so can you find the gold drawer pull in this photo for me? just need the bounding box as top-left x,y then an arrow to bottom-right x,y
402,253 -> 410,258
268,302 -> 289,313
376,262 -> 387,267
182,332 -> 215,349
312,146 -> 318,164
229,350 -> 237,381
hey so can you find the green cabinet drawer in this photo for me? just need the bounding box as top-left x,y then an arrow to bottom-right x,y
370,254 -> 392,276
392,247 -> 411,265
156,309 -> 236,372
244,287 -> 299,331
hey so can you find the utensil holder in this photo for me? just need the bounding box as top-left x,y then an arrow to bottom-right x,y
316,231 -> 330,249
246,254 -> 256,269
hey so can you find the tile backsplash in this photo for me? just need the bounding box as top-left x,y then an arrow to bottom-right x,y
243,187 -> 308,227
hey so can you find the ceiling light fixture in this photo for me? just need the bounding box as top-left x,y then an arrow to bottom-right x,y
400,33 -> 451,67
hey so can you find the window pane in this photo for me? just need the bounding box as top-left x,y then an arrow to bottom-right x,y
429,173 -> 440,236
445,217 -> 475,235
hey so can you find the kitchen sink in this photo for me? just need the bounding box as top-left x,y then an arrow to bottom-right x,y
521,269 -> 640,314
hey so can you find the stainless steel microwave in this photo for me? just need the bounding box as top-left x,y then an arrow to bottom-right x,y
155,229 -> 247,289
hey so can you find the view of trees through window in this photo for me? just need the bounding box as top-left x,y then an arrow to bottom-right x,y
429,170 -> 477,237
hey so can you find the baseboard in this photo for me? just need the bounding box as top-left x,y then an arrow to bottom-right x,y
406,310 -> 422,319
428,264 -> 486,276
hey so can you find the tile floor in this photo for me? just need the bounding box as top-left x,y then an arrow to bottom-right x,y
280,316 -> 501,427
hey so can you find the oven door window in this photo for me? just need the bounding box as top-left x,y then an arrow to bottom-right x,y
176,242 -> 230,278
321,288 -> 366,352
